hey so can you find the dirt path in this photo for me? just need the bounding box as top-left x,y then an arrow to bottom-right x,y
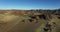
0,16 -> 26,32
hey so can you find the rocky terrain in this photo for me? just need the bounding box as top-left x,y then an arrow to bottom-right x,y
0,9 -> 60,32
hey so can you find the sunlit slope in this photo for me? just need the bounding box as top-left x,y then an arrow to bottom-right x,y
0,10 -> 60,32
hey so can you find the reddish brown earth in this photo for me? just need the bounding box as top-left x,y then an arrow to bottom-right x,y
0,10 -> 60,32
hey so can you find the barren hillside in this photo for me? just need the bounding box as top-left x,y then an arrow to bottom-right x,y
0,10 -> 60,32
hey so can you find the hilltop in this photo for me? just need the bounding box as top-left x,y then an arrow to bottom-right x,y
0,9 -> 60,32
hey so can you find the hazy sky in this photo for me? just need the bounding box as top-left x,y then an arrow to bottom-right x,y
0,0 -> 60,9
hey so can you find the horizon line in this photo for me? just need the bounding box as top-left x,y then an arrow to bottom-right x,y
0,8 -> 60,10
